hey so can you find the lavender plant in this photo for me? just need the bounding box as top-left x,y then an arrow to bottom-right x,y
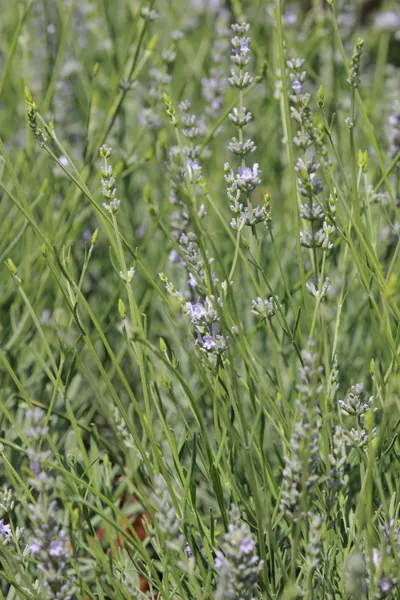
0,1 -> 399,598
215,505 -> 263,600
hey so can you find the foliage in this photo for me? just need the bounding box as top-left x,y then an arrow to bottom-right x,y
0,0 -> 400,598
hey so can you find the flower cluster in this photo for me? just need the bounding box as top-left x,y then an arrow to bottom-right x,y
326,426 -> 347,509
306,277 -> 331,300
162,100 -> 223,344
287,58 -> 329,166
294,152 -> 335,300
25,407 -> 53,491
215,505 -> 263,600
0,484 -> 23,547
169,186 -> 205,249
286,57 -> 334,300
296,156 -> 334,253
296,338 -> 323,399
229,24 -> 252,75
344,427 -> 375,449
184,296 -> 227,354
28,501 -> 75,599
178,230 -> 217,293
364,520 -> 400,598
224,165 -> 271,230
225,161 -> 261,192
281,341 -> 323,520
100,145 -> 120,214
305,513 -> 323,570
141,6 -> 159,21
339,383 -> 377,449
120,266 -> 135,283
180,100 -> 201,141
161,267 -> 226,357
251,296 -> 279,319
22,407 -> 75,596
338,383 -> 374,417
178,101 -> 205,187
138,106 -> 162,131
223,23 -> 271,232
0,487 -> 14,513
296,155 -> 323,199
287,58 -> 315,150
0,519 -> 12,545
166,102 -> 206,254
280,400 -> 321,521
300,223 -> 335,250
369,546 -> 398,598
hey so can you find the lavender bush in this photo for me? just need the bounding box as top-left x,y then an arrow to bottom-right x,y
0,0 -> 400,598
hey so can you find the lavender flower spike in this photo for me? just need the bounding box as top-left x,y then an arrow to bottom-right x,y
215,505 -> 263,599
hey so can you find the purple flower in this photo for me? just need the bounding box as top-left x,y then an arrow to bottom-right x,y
240,40 -> 250,54
380,578 -> 392,593
215,505 -> 262,599
238,166 -> 251,178
49,540 -> 65,557
372,548 -> 380,569
30,538 -> 42,554
238,163 -> 260,181
188,273 -> 199,288
233,163 -> 262,193
171,29 -> 183,40
283,5 -> 297,25
215,551 -> 225,568
188,303 -> 206,319
185,159 -> 202,182
30,461 -> 40,475
202,336 -> 216,350
0,520 -> 11,536
240,535 -> 255,554
374,10 -> 400,31
82,229 -> 92,242
232,39 -> 250,56
292,79 -> 303,95
28,502 -> 75,597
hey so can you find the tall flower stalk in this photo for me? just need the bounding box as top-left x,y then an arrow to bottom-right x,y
225,24 -> 271,235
